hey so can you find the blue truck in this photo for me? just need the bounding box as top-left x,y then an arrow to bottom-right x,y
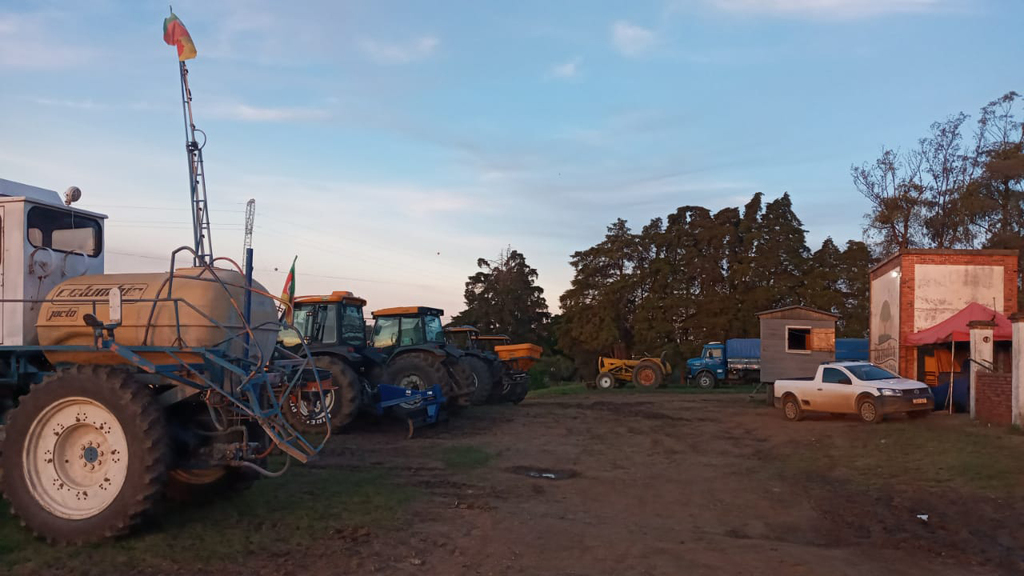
686,339 -> 761,389
686,338 -> 868,389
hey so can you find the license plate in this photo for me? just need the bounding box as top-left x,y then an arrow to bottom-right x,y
912,398 -> 927,405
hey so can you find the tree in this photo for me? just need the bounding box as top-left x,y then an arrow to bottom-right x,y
852,148 -> 928,255
451,247 -> 550,342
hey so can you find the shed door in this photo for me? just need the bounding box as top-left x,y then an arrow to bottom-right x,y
810,328 -> 834,352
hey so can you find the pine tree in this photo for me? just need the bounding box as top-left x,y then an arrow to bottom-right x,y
451,247 -> 550,342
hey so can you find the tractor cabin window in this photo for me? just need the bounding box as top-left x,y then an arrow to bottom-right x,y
786,326 -> 811,354
372,317 -> 400,348
27,206 -> 102,257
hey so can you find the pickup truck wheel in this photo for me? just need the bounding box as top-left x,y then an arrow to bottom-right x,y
858,397 -> 884,424
782,395 -> 803,421
595,372 -> 615,390
696,372 -> 716,390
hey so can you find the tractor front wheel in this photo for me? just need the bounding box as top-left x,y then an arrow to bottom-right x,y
596,371 -> 616,390
447,360 -> 477,409
1,366 -> 169,544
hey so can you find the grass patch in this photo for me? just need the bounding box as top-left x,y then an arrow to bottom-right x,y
528,382 -> 754,398
0,466 -> 417,575
436,445 -> 494,471
775,417 -> 1024,497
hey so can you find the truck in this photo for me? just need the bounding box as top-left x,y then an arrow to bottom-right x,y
685,339 -> 760,389
774,362 -> 934,424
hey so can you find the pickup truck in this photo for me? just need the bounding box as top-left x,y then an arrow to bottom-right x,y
686,339 -> 760,389
774,362 -> 934,423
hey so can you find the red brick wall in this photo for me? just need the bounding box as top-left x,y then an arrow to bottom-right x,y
975,371 -> 1013,426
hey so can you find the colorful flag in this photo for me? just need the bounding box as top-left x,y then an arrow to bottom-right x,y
280,256 -> 297,324
163,12 -> 197,61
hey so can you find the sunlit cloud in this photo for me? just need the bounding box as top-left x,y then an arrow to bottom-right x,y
611,20 -> 656,56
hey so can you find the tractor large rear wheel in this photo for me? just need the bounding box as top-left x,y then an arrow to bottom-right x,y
463,357 -> 494,406
1,366 -> 169,544
283,356 -> 361,434
385,353 -> 449,395
632,360 -> 664,389
447,360 -> 477,409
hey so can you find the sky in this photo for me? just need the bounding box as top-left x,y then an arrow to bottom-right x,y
1,0 -> 1021,319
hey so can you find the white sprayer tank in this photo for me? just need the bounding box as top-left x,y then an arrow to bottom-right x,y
36,267 -> 278,366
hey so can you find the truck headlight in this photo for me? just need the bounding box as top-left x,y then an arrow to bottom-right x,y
879,388 -> 902,397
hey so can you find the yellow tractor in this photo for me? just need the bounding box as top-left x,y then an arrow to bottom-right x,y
593,353 -> 671,390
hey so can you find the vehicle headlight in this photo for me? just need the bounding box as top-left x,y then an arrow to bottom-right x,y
879,388 -> 902,397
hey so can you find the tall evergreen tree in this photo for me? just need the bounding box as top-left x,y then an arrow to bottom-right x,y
451,247 -> 550,342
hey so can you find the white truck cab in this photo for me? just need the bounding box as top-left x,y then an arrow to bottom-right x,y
774,361 -> 934,423
0,179 -> 107,345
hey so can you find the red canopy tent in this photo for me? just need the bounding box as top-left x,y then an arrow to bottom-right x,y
905,302 -> 1012,345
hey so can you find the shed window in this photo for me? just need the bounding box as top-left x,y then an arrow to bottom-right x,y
786,327 -> 811,353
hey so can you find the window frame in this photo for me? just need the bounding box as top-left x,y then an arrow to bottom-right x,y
785,325 -> 812,354
26,205 -> 103,257
821,367 -> 852,385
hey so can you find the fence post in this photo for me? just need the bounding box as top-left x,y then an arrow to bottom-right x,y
1012,313 -> 1024,427
968,320 -> 996,420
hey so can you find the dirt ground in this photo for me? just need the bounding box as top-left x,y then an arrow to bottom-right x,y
7,390 -> 1024,575
274,392 -> 1024,576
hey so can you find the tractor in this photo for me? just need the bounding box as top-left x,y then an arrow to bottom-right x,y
0,178 -> 325,544
276,291 -> 379,433
443,325 -> 497,405
277,292 -> 446,435
475,334 -> 542,404
369,307 -> 476,409
594,353 -> 671,390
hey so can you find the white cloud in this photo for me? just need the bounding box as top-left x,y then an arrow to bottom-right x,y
611,21 -> 656,56
0,13 -> 97,70
31,98 -> 104,110
549,57 -> 582,79
210,103 -> 330,123
358,36 -> 440,64
707,0 -> 947,19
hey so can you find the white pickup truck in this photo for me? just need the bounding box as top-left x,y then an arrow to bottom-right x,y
774,362 -> 934,424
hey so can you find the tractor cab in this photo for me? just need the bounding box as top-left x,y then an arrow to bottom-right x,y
370,306 -> 449,356
279,290 -> 369,352
476,334 -> 512,353
0,179 -> 107,346
444,325 -> 481,350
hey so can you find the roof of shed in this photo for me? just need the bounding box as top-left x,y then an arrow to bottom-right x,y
755,305 -> 840,320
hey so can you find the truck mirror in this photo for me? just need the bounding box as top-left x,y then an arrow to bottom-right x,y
108,287 -> 122,326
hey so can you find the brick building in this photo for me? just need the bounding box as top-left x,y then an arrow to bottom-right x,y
869,249 -> 1019,380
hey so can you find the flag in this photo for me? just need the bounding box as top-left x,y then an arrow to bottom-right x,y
163,12 -> 197,61
280,256 -> 297,324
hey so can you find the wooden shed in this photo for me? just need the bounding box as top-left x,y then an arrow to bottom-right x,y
757,305 -> 838,384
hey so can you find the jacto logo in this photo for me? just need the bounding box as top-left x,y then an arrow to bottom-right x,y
52,283 -> 148,300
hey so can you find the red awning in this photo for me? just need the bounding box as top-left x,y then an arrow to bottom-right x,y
905,302 -> 1012,346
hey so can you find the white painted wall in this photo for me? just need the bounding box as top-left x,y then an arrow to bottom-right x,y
870,266 -> 900,373
914,264 -> 1004,331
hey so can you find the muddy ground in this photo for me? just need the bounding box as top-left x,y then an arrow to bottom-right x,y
6,390 -> 1024,575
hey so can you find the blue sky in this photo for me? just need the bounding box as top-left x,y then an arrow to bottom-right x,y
0,0 -> 1020,317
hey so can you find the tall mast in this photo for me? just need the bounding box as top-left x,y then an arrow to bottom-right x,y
178,59 -> 214,266
243,198 -> 255,265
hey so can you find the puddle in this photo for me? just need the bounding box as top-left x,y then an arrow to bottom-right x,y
507,466 -> 579,480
